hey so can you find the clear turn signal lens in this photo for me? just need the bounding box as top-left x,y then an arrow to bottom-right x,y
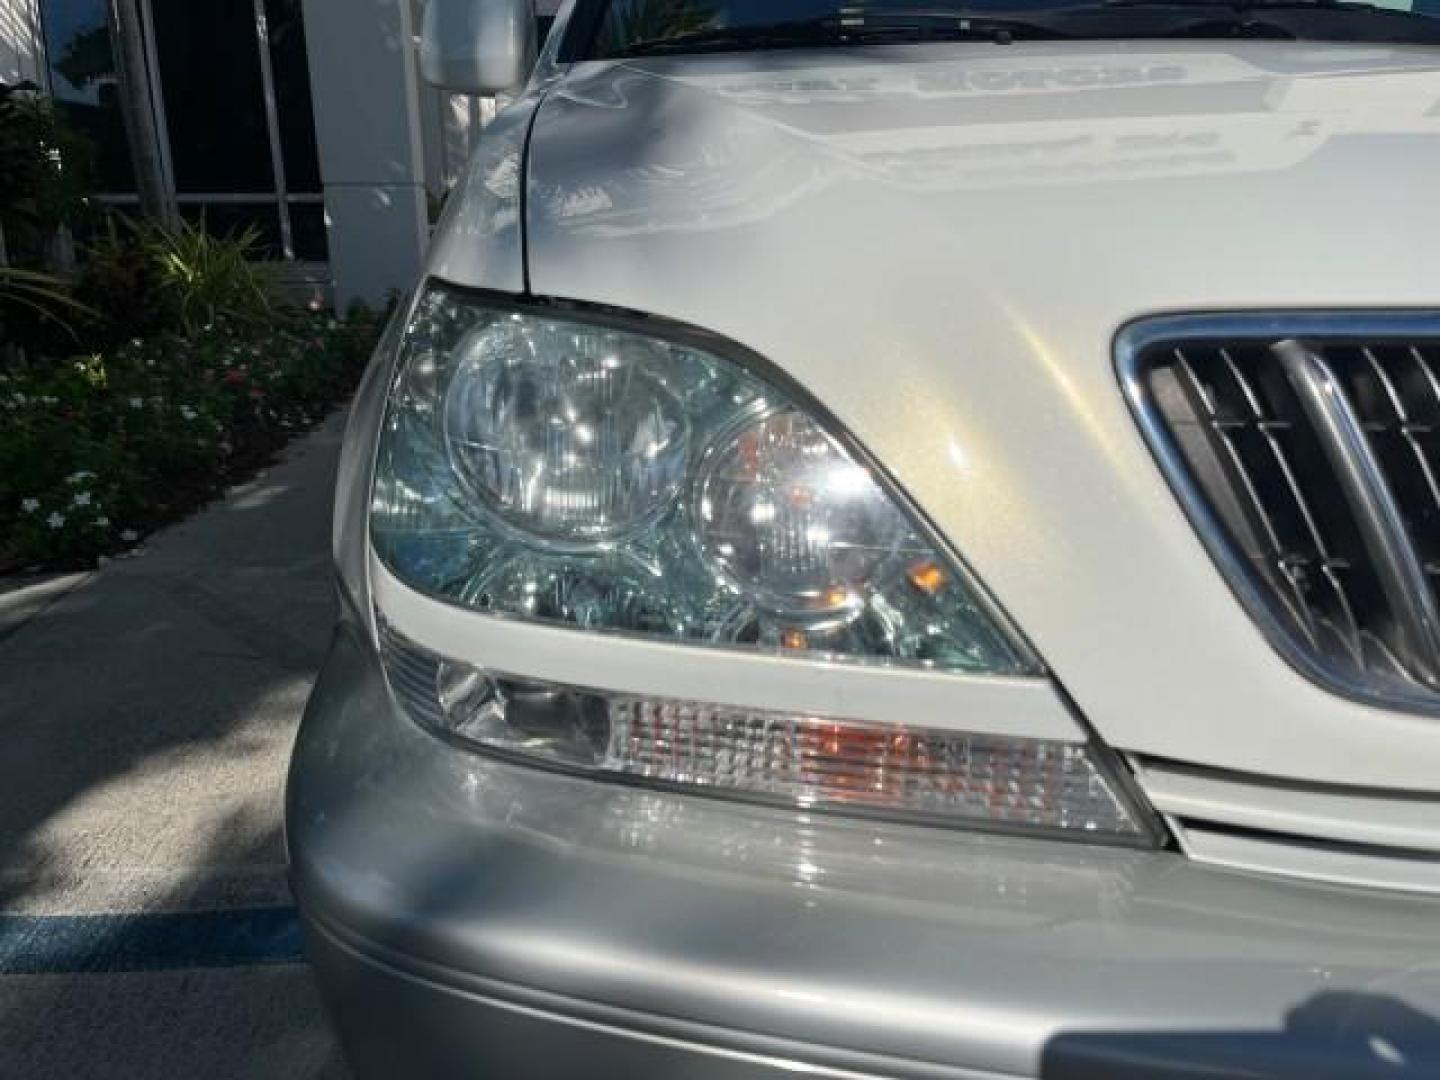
379,621 -> 1148,841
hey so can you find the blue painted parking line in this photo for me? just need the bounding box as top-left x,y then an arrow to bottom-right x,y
0,907 -> 303,974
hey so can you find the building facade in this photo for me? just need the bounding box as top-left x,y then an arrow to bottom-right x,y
1,0 -> 558,305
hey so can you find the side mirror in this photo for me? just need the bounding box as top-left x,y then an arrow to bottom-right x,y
420,0 -> 537,96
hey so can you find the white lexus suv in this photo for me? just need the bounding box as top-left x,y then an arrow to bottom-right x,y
287,1 -> 1440,1077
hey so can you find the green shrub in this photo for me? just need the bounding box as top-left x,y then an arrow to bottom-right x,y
69,216 -> 178,349
0,84 -> 98,356
56,214 -> 278,352
0,84 -> 96,264
0,265 -> 97,348
0,308 -> 379,569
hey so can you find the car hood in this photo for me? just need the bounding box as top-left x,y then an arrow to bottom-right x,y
520,41 -> 1440,789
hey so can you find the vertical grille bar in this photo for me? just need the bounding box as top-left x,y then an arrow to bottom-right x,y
1273,339 -> 1440,688
1217,346 -> 1367,658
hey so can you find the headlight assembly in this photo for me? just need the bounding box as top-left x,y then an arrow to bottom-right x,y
372,283 -> 1035,674
369,283 -> 1155,842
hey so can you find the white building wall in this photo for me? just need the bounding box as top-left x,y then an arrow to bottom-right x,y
300,0 -> 430,307
299,0 -> 561,305
0,0 -> 45,87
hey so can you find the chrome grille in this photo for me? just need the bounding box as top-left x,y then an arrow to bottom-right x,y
1120,314 -> 1440,714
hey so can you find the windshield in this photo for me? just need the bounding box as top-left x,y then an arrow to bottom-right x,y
581,0 -> 1440,56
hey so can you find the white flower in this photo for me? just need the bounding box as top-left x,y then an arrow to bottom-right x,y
14,393 -> 26,405
94,516 -> 111,528
20,498 -> 40,513
66,470 -> 95,485
72,491 -> 92,508
130,397 -> 144,410
180,406 -> 198,421
46,512 -> 65,529
121,529 -> 139,543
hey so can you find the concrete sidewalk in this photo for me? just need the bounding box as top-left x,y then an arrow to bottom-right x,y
0,414 -> 351,1077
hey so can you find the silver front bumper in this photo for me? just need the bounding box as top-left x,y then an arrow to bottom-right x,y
288,617 -> 1440,1079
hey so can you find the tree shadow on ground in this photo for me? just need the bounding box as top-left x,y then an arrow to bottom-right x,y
0,415 -> 350,1078
0,817 -> 349,1080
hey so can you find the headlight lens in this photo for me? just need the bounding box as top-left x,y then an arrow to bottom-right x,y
696,409 -> 903,616
441,316 -> 691,543
372,284 -> 1036,675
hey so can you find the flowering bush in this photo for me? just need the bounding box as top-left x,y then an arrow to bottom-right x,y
0,308 -> 380,569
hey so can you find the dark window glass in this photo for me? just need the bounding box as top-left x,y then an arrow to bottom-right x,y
592,1 -> 839,55
264,0 -> 323,193
151,0 -> 273,193
40,0 -> 135,192
181,201 -> 283,258
288,201 -> 329,262
587,0 -> 1440,53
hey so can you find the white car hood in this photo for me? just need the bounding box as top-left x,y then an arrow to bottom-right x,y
521,41 -> 1440,789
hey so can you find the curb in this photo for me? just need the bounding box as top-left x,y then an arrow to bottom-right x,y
0,572 -> 92,644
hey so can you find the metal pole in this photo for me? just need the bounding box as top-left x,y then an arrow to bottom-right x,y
105,0 -> 176,223
136,0 -> 177,203
252,0 -> 295,260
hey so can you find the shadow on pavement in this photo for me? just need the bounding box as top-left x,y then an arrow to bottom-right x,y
0,413 -> 352,1077
0,823 -> 348,1079
1042,991 -> 1440,1079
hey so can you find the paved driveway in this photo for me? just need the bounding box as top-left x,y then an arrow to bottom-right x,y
0,415 -> 352,1078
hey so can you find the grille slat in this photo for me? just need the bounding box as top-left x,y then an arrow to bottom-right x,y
1222,345 -> 1368,658
1365,348 -> 1440,579
1123,317 -> 1440,714
377,618 -> 446,728
1404,347 -> 1440,575
1173,350 -> 1315,637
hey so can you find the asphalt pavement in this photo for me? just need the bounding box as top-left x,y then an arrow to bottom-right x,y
0,413 -> 352,1078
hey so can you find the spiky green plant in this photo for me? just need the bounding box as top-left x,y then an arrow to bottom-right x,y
143,217 -> 275,334
0,266 -> 97,343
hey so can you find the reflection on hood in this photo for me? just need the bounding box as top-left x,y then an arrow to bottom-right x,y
535,43 -> 1440,238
